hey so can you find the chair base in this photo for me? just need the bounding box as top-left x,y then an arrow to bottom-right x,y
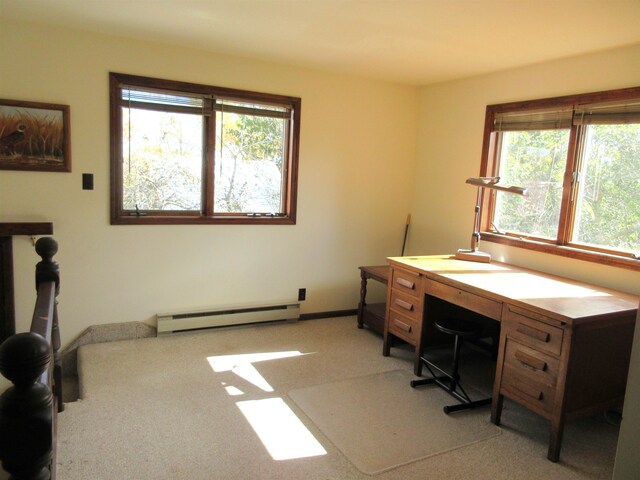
411,357 -> 492,414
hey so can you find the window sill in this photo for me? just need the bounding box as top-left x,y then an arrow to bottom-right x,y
110,215 -> 296,226
482,232 -> 640,272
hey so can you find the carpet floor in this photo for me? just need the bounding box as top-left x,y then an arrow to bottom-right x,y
55,316 -> 619,479
289,369 -> 501,474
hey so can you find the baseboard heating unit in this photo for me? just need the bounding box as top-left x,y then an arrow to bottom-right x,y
156,301 -> 300,336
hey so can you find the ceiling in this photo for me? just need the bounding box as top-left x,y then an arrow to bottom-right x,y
2,0 -> 640,86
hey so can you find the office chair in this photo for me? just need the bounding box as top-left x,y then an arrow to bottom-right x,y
410,316 -> 492,414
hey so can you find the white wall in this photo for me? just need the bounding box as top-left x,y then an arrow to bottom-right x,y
614,304 -> 640,479
0,20 -> 418,347
413,43 -> 640,478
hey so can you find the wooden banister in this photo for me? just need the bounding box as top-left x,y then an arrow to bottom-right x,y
0,237 -> 61,480
0,222 -> 54,344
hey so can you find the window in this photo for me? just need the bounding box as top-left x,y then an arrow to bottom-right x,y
478,87 -> 640,270
110,73 -> 301,224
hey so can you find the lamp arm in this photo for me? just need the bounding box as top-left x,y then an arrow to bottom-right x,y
470,187 -> 482,252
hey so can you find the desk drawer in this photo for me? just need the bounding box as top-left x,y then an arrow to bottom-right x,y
501,367 -> 556,416
504,339 -> 559,388
425,278 -> 502,320
389,290 -> 422,322
391,268 -> 422,298
388,311 -> 420,345
503,305 -> 564,356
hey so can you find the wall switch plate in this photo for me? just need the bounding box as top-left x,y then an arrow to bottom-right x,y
82,173 -> 94,190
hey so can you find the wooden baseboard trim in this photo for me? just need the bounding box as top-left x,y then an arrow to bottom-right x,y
300,309 -> 357,321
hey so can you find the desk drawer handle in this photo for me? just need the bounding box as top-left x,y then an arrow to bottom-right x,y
514,382 -> 543,401
396,277 -> 415,290
394,298 -> 414,311
392,319 -> 412,333
516,323 -> 550,343
515,350 -> 547,372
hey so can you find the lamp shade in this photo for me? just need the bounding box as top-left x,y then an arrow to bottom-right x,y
465,177 -> 527,196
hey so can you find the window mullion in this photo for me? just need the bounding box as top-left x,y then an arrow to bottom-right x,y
482,131 -> 501,233
279,119 -> 292,215
203,108 -> 216,216
556,125 -> 581,245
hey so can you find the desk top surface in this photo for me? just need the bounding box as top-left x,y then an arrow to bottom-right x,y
388,255 -> 639,323
358,265 -> 389,283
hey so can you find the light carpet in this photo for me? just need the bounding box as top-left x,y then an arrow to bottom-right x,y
289,369 -> 501,474
52,317 -> 620,480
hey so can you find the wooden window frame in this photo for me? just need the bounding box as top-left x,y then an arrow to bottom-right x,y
109,73 -> 301,225
478,86 -> 640,271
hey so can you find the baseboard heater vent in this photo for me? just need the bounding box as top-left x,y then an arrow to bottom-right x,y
156,301 -> 300,336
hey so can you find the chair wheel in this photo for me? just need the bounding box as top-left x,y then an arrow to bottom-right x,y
410,380 -> 418,388
443,406 -> 451,414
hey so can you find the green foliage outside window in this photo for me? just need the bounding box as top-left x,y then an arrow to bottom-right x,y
575,124 -> 640,253
493,124 -> 639,255
495,130 -> 569,239
123,109 -> 202,211
215,111 -> 285,213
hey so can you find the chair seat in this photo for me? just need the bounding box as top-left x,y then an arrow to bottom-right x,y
435,317 -> 482,338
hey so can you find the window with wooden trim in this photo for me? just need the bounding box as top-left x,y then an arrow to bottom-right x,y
478,86 -> 640,270
109,73 -> 301,225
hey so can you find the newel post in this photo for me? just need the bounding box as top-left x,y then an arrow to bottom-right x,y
35,238 -> 59,295
0,237 -> 60,479
35,237 -> 63,414
0,333 -> 54,479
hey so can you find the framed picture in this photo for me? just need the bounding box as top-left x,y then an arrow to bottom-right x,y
0,99 -> 71,172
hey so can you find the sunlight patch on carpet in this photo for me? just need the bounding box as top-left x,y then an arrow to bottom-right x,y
207,351 -> 305,372
207,350 -> 308,393
209,351 -> 326,460
237,397 -> 328,461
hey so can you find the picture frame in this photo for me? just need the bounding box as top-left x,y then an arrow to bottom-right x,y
0,99 -> 71,172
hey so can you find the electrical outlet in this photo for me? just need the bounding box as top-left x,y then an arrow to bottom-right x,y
298,288 -> 306,301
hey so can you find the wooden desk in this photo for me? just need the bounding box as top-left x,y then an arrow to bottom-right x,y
357,265 -> 389,334
382,255 -> 638,462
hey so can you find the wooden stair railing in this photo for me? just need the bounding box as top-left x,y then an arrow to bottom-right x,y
0,237 -> 62,480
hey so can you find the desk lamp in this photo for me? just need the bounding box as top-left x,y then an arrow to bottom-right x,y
455,176 -> 527,263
